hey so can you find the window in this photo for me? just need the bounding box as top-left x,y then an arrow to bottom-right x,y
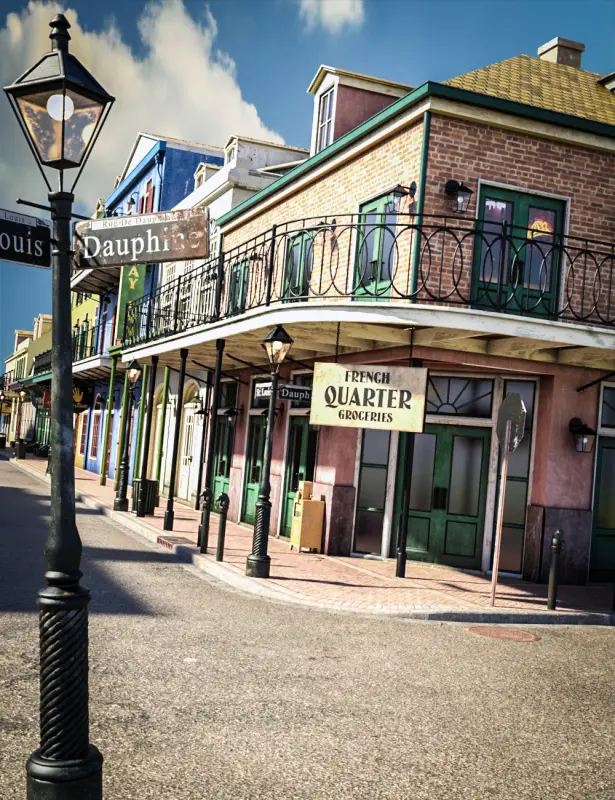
316,88 -> 334,153
226,146 -> 236,164
79,412 -> 89,456
601,387 -> 615,428
226,260 -> 249,316
284,232 -> 313,301
90,411 -> 101,459
355,194 -> 397,296
291,373 -> 313,409
145,180 -> 155,213
251,378 -> 271,409
219,381 -> 238,410
426,377 -> 494,418
354,429 -> 391,554
138,195 -> 145,214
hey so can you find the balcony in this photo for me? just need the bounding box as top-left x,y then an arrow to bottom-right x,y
122,214 -> 615,357
33,350 -> 52,376
30,320 -> 116,384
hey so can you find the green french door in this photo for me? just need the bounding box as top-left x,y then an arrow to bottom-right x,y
395,424 -> 490,569
212,416 -> 235,505
241,416 -> 266,525
281,417 -> 319,537
473,186 -> 565,317
355,194 -> 396,299
590,437 -> 615,581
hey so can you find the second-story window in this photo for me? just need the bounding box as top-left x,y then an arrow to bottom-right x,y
316,88 -> 335,153
145,179 -> 155,213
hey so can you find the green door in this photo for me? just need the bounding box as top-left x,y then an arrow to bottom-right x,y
395,424 -> 490,569
212,416 -> 235,504
281,417 -> 319,537
590,437 -> 615,581
473,186 -> 565,317
241,416 -> 266,525
354,194 -> 396,299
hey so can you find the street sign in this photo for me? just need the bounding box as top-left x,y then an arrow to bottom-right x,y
310,362 -> 427,432
496,393 -> 526,452
491,393 -> 527,607
254,382 -> 273,400
0,207 -> 50,269
278,384 -> 312,403
73,209 -> 207,269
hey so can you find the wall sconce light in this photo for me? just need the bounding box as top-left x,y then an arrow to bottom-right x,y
568,417 -> 596,453
126,195 -> 137,214
224,406 -> 243,426
388,182 -> 417,213
444,180 -> 473,213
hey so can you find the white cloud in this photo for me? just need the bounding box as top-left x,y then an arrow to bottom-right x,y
298,0 -> 365,33
0,0 -> 283,215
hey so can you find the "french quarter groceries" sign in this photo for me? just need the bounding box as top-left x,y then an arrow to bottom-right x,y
73,209 -> 207,269
310,362 -> 428,432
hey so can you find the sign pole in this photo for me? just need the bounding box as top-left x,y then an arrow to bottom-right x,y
490,418 -> 511,607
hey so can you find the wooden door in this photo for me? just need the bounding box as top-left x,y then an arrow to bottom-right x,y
241,416 -> 266,525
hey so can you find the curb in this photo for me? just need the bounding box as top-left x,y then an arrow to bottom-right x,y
9,457 -> 615,626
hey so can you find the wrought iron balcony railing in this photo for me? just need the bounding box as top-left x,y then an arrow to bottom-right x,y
123,213 -> 615,348
33,350 -> 52,376
72,319 -> 113,363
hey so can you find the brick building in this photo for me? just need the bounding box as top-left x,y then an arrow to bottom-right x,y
120,37 -> 615,584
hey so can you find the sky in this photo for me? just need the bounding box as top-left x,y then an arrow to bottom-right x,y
0,0 -> 613,360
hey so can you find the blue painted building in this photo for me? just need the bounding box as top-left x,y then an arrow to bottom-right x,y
70,133 -> 224,484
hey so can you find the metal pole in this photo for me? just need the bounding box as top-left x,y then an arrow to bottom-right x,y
490,419 -> 511,607
114,372 -> 129,491
99,354 -> 117,485
132,364 -> 148,478
194,371 -> 212,511
154,366 -> 170,487
137,356 -> 158,517
547,530 -> 563,611
396,431 -> 415,577
163,348 -> 188,531
246,368 -> 279,578
113,383 -> 134,512
199,339 -> 225,551
216,492 -> 230,561
26,189 -> 103,798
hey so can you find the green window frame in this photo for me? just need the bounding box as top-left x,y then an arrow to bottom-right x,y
284,231 -> 313,302
226,259 -> 249,317
355,194 -> 397,299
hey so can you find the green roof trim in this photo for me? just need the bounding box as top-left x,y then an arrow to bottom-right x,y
218,80 -> 615,229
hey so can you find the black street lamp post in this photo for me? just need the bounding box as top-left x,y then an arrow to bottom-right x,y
246,325 -> 293,578
114,361 -> 142,512
4,13 -> 113,798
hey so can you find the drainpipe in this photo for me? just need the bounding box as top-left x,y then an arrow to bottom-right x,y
410,109 -> 431,296
99,355 -> 117,485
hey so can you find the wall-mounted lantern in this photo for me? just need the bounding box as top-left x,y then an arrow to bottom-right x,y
224,406 -> 243,426
126,195 -> 137,214
568,417 -> 597,453
444,179 -> 473,213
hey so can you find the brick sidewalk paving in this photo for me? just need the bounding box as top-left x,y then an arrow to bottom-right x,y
10,454 -> 615,619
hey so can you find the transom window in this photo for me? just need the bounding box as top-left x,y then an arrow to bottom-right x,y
251,378 -> 271,409
316,88 -> 334,153
426,377 -> 494,418
291,373 -> 313,409
601,386 -> 615,429
219,381 -> 238,410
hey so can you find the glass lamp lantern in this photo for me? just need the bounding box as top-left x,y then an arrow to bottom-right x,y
262,325 -> 294,368
4,14 -> 114,173
568,417 -> 596,453
444,180 -> 473,213
126,360 -> 142,385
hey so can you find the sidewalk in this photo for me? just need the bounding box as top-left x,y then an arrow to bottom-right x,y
8,453 -> 615,624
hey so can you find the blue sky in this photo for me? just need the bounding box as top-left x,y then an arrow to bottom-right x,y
1,0 -> 613,359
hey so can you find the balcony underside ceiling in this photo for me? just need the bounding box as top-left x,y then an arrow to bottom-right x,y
73,356 -> 125,382
121,303 -> 615,374
71,266 -> 121,295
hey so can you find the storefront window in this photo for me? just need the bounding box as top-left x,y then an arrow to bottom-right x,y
600,386 -> 615,428
250,378 -> 271,409
354,429 -> 390,555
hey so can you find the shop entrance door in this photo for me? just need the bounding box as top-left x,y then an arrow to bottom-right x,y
177,405 -> 196,500
395,424 -> 490,569
590,437 -> 615,581
242,416 -> 266,525
281,417 -> 318,537
213,416 -> 235,501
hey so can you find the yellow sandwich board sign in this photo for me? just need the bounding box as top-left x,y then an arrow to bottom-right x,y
310,362 -> 427,432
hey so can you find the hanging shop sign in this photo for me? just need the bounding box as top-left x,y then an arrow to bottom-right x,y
73,209 -> 207,269
278,384 -> 312,403
72,383 -> 93,413
310,362 -> 428,432
0,207 -> 51,269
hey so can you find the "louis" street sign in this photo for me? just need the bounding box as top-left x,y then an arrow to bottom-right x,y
73,209 -> 207,269
0,208 -> 50,269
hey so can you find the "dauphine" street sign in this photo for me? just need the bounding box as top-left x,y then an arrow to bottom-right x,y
310,362 -> 428,432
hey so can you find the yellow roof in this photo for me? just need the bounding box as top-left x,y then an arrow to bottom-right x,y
444,54 -> 615,128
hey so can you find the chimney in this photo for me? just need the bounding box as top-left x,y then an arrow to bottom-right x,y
538,37 -> 585,69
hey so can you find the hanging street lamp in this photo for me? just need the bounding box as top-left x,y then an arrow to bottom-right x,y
114,360 -> 142,511
246,325 -> 293,578
4,13 -> 114,799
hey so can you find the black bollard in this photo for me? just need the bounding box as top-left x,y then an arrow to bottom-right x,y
547,530 -> 563,611
216,492 -> 230,562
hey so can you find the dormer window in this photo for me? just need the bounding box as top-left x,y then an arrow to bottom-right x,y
226,146 -> 236,165
316,88 -> 335,153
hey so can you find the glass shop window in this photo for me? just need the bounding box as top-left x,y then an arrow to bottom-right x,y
354,429 -> 391,555
291,373 -> 313,409
250,378 -> 271,410
600,386 -> 615,429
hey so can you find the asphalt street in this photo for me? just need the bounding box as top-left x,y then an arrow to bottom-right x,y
1,456 -> 614,800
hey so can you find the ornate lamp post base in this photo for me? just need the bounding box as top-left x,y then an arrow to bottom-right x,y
113,496 -> 129,512
245,554 -> 271,579
27,745 -> 103,800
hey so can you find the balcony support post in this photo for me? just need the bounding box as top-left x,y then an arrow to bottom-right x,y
195,370 -> 212,512
99,355 -> 117,486
132,364 -> 148,482
173,276 -> 182,334
199,339 -> 225,551
163,348 -> 188,531
214,252 -> 225,321
154,366 -> 170,493
114,372 -> 130,491
137,356 -> 158,517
